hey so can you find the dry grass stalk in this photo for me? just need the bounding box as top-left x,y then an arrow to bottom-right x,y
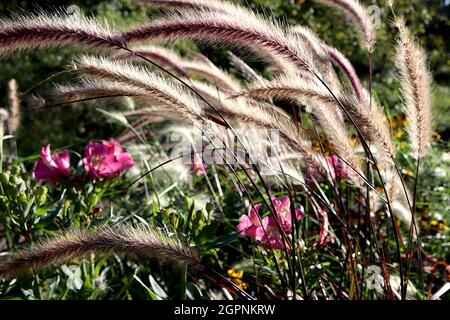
233,76 -> 364,185
322,45 -> 364,102
135,0 -> 237,14
7,79 -> 21,134
227,51 -> 265,84
114,46 -> 240,92
113,45 -> 188,77
395,19 -> 433,159
233,75 -> 394,165
0,224 -> 200,278
0,12 -> 120,57
119,10 -> 316,75
73,56 -> 203,122
181,60 -> 241,92
54,81 -> 148,101
291,25 -> 363,101
314,0 -> 375,52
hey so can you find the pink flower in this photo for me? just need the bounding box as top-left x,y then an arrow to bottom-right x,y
83,140 -> 134,180
316,208 -> 334,247
306,155 -> 348,182
271,196 -> 304,233
236,204 -> 267,241
262,216 -> 286,250
326,155 -> 348,180
236,196 -> 304,250
33,145 -> 71,183
192,160 -> 207,175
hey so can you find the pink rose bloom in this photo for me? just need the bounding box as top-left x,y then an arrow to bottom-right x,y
236,204 -> 268,241
83,140 -> 134,180
33,145 -> 71,183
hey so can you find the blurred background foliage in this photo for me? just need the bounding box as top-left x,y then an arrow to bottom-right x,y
0,0 -> 448,155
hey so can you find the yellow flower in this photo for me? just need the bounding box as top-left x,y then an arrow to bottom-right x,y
433,133 -> 442,141
232,278 -> 248,290
227,268 -> 244,279
430,220 -> 450,232
227,269 -> 248,290
390,115 -> 408,128
395,129 -> 405,139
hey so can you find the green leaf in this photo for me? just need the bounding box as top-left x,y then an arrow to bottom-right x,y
22,196 -> 35,219
186,282 -> 203,300
194,223 -> 217,245
34,205 -> 62,229
207,232 -> 241,249
149,274 -> 168,299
